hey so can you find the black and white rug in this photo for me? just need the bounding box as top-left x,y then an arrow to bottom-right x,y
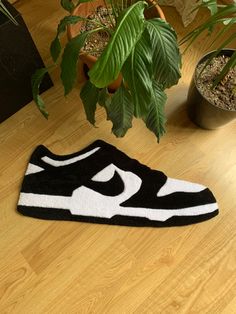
17,140 -> 219,227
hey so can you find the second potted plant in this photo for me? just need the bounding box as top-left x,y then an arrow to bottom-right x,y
182,0 -> 236,129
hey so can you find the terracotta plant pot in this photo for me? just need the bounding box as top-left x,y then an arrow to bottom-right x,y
67,0 -> 166,91
187,49 -> 236,129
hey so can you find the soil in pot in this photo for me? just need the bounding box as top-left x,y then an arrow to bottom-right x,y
80,6 -> 115,57
196,55 -> 236,111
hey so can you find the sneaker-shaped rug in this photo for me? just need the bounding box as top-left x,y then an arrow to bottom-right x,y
17,140 -> 219,227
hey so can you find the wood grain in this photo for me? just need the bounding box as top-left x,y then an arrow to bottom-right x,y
0,1 -> 236,313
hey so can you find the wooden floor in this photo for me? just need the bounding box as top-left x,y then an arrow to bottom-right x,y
0,1 -> 236,313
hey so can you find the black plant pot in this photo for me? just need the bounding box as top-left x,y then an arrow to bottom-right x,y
0,0 -> 53,123
187,49 -> 236,129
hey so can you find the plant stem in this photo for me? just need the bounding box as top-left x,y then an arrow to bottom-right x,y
79,15 -> 112,33
104,0 -> 116,28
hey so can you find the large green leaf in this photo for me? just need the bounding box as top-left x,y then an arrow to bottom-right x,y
144,81 -> 167,142
50,15 -> 86,63
61,29 -> 102,95
80,80 -> 100,125
31,68 -> 50,118
122,29 -> 153,118
88,1 -> 147,88
106,84 -> 134,137
146,18 -> 181,89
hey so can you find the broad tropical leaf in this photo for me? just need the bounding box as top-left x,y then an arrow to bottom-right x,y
144,81 -> 167,142
50,15 -> 86,63
88,1 -> 147,88
80,80 -> 100,125
61,28 -> 102,95
146,18 -> 181,89
106,84 -> 134,137
122,29 -> 153,118
31,68 -> 50,118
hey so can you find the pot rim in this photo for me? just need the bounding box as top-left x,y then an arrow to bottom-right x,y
193,48 -> 236,112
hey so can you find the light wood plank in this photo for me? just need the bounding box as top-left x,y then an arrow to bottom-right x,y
0,1 -> 236,313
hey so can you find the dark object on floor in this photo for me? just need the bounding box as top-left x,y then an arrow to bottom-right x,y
187,49 -> 236,129
17,140 -> 219,227
0,0 -> 53,123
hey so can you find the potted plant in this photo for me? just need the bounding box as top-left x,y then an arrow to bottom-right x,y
181,0 -> 236,129
0,0 -> 53,123
33,0 -> 181,141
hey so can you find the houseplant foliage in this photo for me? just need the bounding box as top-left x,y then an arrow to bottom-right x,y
180,0 -> 236,128
33,0 -> 181,141
0,0 -> 53,123
181,0 -> 236,86
0,0 -> 17,24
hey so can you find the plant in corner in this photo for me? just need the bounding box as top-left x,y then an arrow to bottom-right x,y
0,0 -> 17,24
33,0 -> 181,141
181,0 -> 236,129
0,0 -> 53,123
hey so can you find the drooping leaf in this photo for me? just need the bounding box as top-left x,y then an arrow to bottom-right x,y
50,15 -> 85,63
57,15 -> 84,34
31,68 -> 50,118
50,37 -> 61,63
60,0 -> 75,13
61,28 -> 102,95
122,29 -> 153,118
98,87 -> 110,107
98,88 -> 112,121
106,84 -> 134,137
80,80 -> 100,125
146,18 -> 181,89
88,1 -> 147,88
144,81 -> 167,142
